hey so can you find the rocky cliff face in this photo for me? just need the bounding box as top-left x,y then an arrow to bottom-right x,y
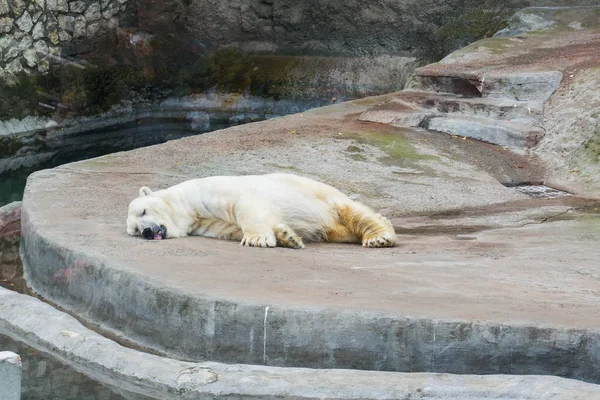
137,0 -> 600,58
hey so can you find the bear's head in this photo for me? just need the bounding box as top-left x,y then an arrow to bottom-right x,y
126,187 -> 172,240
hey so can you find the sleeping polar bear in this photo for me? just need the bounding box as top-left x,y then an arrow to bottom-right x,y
126,173 -> 396,249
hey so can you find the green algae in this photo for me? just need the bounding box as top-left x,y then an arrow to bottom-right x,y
340,131 -> 438,167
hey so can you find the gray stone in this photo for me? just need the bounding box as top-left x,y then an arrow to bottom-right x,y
100,0 -> 109,9
119,4 -> 125,11
48,29 -> 59,44
15,10 -> 33,32
0,16 -> 12,32
0,0 -> 8,15
0,352 -> 21,400
23,47 -> 38,66
2,287 -> 600,400
101,1 -> 118,19
3,34 -> 33,60
46,0 -> 68,11
58,14 -> 74,31
425,116 -> 544,149
496,8 -> 556,37
9,0 -> 25,16
37,56 -> 49,72
105,16 -> 118,29
69,0 -> 85,13
84,2 -> 100,21
44,11 -> 56,26
0,34 -> 12,50
73,16 -> 85,37
5,58 -> 23,74
4,42 -> 20,60
482,71 -> 563,102
86,21 -> 99,36
33,39 -> 48,55
19,33 -> 32,49
32,10 -> 42,22
26,3 -> 35,12
31,20 -> 43,38
33,0 -> 44,10
48,44 -> 60,56
58,30 -> 71,41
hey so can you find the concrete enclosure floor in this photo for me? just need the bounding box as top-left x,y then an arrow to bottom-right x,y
16,5 -> 600,393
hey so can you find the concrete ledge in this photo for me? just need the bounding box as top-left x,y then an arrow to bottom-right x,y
1,287 -> 599,400
0,350 -> 21,400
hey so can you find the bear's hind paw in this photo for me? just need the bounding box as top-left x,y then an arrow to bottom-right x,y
362,232 -> 396,248
274,224 -> 305,249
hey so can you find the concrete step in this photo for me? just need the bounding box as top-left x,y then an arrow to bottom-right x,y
358,92 -> 541,128
394,91 -> 541,120
423,116 -> 545,149
357,99 -> 431,127
407,68 -> 562,102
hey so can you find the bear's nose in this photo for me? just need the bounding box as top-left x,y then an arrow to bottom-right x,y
142,227 -> 153,239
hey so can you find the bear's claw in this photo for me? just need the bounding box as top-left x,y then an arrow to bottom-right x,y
240,233 -> 277,248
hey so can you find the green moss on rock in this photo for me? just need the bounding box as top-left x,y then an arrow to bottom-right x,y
582,123 -> 600,164
341,131 -> 438,167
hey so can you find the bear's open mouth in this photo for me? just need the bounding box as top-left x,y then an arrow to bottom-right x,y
142,225 -> 167,240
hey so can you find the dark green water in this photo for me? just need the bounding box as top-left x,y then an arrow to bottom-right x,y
0,170 -> 29,207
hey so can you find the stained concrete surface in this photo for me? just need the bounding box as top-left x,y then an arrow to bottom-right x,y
19,94 -> 600,382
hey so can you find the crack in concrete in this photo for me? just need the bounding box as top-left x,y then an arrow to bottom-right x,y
515,208 -> 574,228
56,166 -> 190,179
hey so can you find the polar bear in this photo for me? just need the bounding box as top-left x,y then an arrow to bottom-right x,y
126,173 -> 396,249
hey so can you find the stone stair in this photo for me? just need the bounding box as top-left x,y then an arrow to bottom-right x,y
359,67 -> 563,150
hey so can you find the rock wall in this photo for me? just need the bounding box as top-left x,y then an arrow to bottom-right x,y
0,0 -> 132,77
138,0 -> 600,57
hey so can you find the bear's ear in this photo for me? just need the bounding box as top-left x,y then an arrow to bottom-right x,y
139,186 -> 153,197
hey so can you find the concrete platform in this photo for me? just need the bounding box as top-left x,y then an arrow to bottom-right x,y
19,93 -> 600,384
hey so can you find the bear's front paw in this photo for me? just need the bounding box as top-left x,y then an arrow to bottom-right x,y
362,232 -> 396,248
240,233 -> 277,248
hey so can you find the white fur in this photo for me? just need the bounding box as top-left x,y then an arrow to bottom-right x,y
126,173 -> 396,248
